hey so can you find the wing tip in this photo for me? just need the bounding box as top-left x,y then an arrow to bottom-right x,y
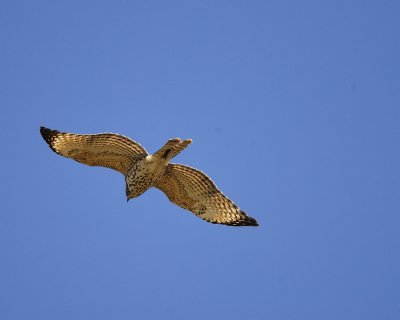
40,126 -> 59,153
234,215 -> 259,227
209,214 -> 259,227
244,216 -> 259,226
235,210 -> 259,227
40,126 -> 51,138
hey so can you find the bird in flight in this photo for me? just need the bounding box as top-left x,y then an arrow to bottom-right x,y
40,127 -> 258,226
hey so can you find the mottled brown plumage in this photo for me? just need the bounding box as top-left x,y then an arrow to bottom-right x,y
40,127 -> 258,227
155,164 -> 258,226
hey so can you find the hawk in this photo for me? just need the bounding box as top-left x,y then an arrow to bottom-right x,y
40,127 -> 258,227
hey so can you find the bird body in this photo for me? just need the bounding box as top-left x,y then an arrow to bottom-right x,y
125,155 -> 168,199
125,138 -> 189,199
40,127 -> 258,226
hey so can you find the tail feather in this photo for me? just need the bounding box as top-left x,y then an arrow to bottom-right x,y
153,138 -> 192,160
169,139 -> 192,159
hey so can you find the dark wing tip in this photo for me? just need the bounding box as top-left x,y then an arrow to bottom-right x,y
233,215 -> 259,227
40,126 -> 50,138
40,126 -> 60,153
235,210 -> 259,227
210,213 -> 259,227
244,217 -> 259,227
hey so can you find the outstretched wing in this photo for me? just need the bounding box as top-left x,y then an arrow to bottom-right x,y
40,127 -> 148,175
155,164 -> 258,226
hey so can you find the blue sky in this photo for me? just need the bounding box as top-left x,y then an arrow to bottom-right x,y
1,1 -> 399,319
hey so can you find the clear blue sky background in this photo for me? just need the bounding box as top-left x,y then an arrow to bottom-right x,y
1,1 -> 399,319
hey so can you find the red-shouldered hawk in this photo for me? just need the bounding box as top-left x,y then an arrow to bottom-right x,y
40,127 -> 258,227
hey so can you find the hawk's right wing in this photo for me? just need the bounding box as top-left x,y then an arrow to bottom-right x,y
40,127 -> 148,175
155,163 -> 258,226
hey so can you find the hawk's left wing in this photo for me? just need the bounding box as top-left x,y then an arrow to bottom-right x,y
155,164 -> 258,226
40,127 -> 148,175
